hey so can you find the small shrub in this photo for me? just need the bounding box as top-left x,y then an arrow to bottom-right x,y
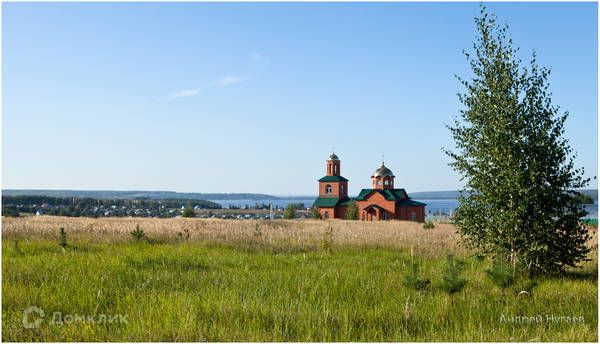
310,206 -> 321,219
131,224 -> 145,241
485,257 -> 515,289
284,204 -> 296,219
438,255 -> 467,294
403,259 -> 431,291
182,208 -> 195,218
58,227 -> 68,249
422,221 -> 435,230
345,201 -> 359,220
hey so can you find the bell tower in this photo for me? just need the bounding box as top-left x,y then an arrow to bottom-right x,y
318,153 -> 348,198
326,154 -> 341,176
371,162 -> 395,190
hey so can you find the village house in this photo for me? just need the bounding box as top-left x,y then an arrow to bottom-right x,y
313,153 -> 426,222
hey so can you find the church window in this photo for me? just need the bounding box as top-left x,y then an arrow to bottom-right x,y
325,184 -> 332,193
341,184 -> 344,194
384,179 -> 389,185
324,211 -> 330,219
377,180 -> 382,186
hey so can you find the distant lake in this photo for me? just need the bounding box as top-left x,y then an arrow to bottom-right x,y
213,197 -> 597,219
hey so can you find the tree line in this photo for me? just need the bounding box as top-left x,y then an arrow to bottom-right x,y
2,195 -> 221,218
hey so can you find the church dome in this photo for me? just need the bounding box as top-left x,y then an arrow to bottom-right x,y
372,163 -> 394,178
329,153 -> 339,160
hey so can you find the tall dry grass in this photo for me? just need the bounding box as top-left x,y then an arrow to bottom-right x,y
3,216 -> 462,256
4,216 -> 597,258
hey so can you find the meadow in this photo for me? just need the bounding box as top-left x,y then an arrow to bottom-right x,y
2,216 -> 598,341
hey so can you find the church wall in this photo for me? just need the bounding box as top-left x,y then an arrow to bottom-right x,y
318,181 -> 348,198
318,207 -> 335,219
396,205 -> 426,222
334,206 -> 347,219
318,206 -> 348,219
356,192 -> 397,220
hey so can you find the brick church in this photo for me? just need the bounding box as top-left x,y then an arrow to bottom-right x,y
313,153 -> 426,222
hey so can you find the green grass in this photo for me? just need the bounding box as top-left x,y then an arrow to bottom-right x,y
2,237 -> 597,341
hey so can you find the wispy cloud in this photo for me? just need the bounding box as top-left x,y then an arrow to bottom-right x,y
164,76 -> 247,101
166,88 -> 202,100
216,76 -> 247,87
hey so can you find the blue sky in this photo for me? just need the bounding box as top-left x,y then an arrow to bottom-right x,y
3,2 -> 597,196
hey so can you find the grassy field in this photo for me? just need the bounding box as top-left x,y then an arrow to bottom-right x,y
2,216 -> 598,341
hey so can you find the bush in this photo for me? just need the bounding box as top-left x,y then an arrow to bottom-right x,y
422,221 -> 435,229
182,208 -> 195,218
283,204 -> 296,219
438,255 -> 467,294
403,258 -> 431,291
310,206 -> 321,219
485,257 -> 515,289
131,224 -> 145,241
345,200 -> 358,220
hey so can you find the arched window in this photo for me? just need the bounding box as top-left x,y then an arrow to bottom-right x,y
334,165 -> 337,174
384,179 -> 389,185
324,211 -> 330,219
325,184 -> 332,193
377,180 -> 382,186
341,184 -> 344,194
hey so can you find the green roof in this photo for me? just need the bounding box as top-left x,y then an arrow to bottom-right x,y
318,175 -> 349,182
313,197 -> 351,208
356,188 -> 407,201
355,189 -> 426,206
314,189 -> 425,208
